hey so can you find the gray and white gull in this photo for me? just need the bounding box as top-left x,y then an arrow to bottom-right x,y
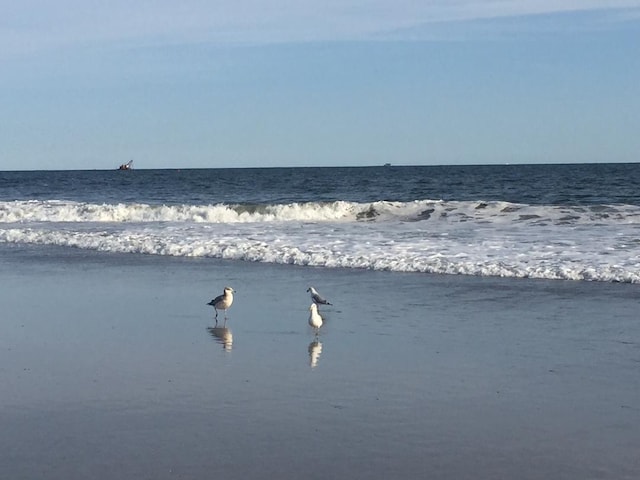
308,303 -> 323,334
207,286 -> 234,323
307,286 -> 332,306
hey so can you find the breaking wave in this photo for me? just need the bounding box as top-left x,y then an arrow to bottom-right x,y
2,199 -> 640,226
1,226 -> 639,283
2,198 -> 640,283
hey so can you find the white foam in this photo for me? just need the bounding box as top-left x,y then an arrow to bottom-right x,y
0,200 -> 358,224
2,199 -> 640,226
2,199 -> 640,282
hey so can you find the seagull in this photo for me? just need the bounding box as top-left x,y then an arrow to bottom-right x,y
207,286 -> 234,324
308,303 -> 323,334
307,286 -> 332,306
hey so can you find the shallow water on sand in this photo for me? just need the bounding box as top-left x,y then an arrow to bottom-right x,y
1,245 -> 639,479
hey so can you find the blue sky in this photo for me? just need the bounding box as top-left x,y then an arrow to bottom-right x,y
1,1 -> 639,170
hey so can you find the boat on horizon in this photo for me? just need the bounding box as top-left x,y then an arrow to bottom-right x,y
118,160 -> 133,170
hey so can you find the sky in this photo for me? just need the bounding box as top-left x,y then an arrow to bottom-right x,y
1,1 -> 639,170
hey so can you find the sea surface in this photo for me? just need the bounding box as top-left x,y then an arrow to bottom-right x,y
2,163 -> 640,282
2,164 -> 640,479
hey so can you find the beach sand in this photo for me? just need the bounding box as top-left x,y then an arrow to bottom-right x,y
1,244 -> 639,479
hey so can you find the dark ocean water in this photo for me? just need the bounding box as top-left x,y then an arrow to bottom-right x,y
1,163 -> 640,281
2,163 -> 640,205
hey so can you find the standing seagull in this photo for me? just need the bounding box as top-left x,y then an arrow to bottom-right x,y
307,286 -> 332,306
308,303 -> 323,334
207,286 -> 234,325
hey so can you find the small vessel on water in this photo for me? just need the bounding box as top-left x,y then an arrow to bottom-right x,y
118,160 -> 133,170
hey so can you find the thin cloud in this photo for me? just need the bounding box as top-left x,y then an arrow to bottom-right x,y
1,0 -> 639,57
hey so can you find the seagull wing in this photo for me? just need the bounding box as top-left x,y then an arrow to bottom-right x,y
208,293 -> 224,306
312,292 -> 331,305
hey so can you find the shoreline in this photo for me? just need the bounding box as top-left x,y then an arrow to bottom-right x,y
1,245 -> 639,479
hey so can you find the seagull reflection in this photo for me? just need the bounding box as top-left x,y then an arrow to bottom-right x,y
207,327 -> 233,351
308,339 -> 323,368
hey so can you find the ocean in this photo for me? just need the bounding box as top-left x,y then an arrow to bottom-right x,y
2,164 -> 639,479
2,163 -> 640,282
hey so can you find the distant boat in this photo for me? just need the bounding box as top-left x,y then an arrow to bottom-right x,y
118,160 -> 133,170
383,163 -> 391,167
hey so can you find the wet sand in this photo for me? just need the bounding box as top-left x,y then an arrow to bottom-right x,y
1,245 -> 639,479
